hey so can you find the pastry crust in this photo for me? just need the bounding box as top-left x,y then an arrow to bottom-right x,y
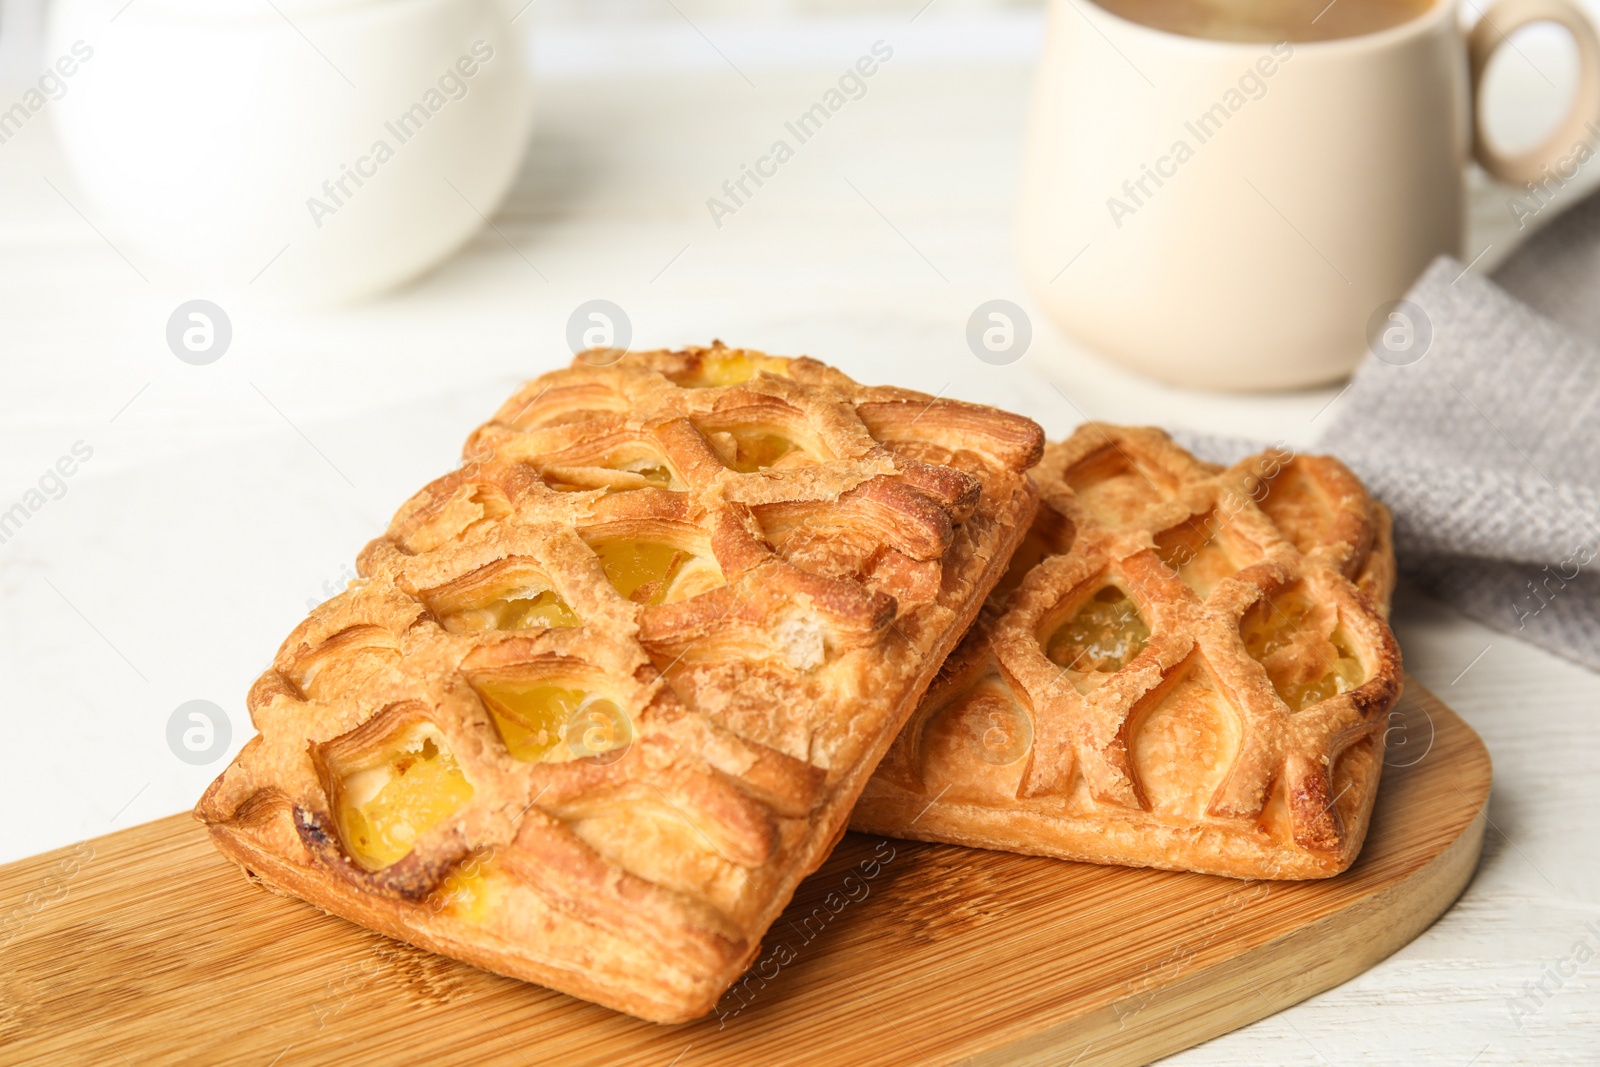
196,344 -> 1042,1022
852,425 -> 1401,880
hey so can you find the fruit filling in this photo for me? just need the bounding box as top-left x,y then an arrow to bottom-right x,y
336,726 -> 473,871
471,678 -> 632,763
1045,586 -> 1151,692
440,587 -> 580,634
1240,586 -> 1365,711
590,538 -> 723,605
428,855 -> 498,924
542,457 -> 676,493
624,464 -> 674,487
719,429 -> 807,473
675,349 -> 789,388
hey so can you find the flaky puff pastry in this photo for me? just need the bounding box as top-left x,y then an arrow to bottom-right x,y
852,425 -> 1400,880
196,344 -> 1042,1022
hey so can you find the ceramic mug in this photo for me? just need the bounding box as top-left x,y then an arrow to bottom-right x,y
47,0 -> 534,306
1018,0 -> 1600,390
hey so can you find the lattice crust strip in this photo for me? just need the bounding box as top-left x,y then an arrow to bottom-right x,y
852,424 -> 1401,880
196,344 -> 1043,1022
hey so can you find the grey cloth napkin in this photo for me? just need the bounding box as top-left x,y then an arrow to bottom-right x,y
1182,204 -> 1600,671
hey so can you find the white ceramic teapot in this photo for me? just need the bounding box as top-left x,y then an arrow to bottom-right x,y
47,0 -> 535,305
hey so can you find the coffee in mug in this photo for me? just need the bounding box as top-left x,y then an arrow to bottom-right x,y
1094,0 -> 1437,44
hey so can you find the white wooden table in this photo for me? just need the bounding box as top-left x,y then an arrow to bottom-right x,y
1,10 -> 1595,1064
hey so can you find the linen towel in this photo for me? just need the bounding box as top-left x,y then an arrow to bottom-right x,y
1183,203 -> 1600,671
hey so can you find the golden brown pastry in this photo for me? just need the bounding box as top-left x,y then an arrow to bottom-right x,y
852,424 -> 1399,880
196,344 -> 1042,1022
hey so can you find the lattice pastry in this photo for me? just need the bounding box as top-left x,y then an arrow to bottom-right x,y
196,344 -> 1043,1021
852,424 -> 1400,879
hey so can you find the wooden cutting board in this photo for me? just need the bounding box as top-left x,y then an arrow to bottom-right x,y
0,678 -> 1488,1067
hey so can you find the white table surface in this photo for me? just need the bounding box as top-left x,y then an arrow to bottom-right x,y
1,10 -> 1596,1064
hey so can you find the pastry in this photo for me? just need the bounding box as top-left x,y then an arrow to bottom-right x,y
852,424 -> 1400,879
196,344 -> 1043,1022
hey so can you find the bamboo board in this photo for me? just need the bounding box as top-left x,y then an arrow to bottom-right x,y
0,678 -> 1488,1067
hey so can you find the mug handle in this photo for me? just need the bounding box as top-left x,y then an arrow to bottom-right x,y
1469,0 -> 1600,185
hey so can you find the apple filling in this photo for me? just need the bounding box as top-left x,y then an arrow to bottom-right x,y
471,677 -> 632,763
589,537 -> 723,605
425,561 -> 581,634
336,725 -> 473,871
440,587 -> 580,634
674,349 -> 790,388
1240,586 -> 1365,711
541,454 -> 678,494
718,429 -> 809,473
428,854 -> 501,924
1045,586 -> 1151,693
